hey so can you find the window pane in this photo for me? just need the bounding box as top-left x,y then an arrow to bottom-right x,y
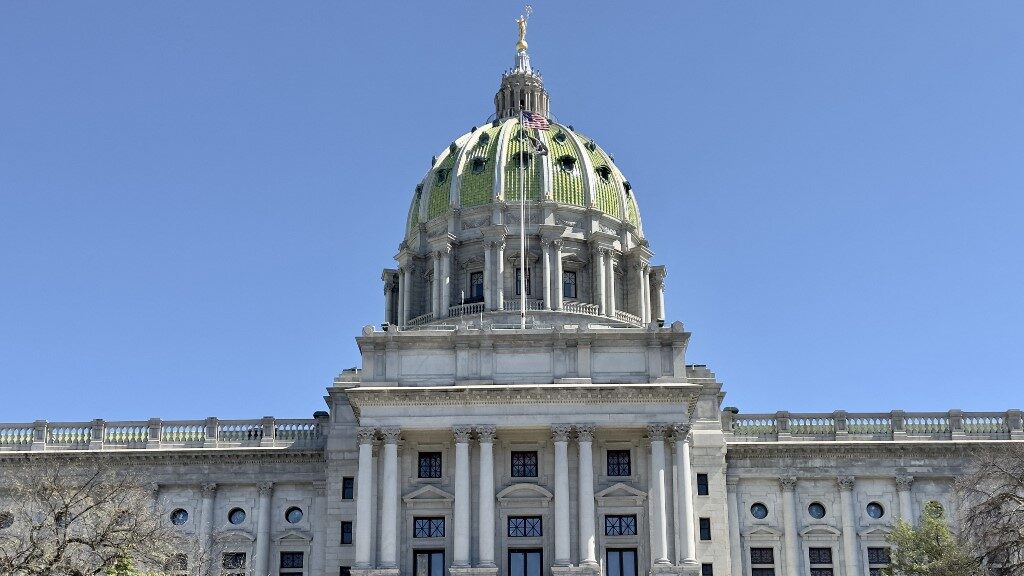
809,548 -> 832,565
607,450 -> 631,476
810,570 -> 833,576
511,451 -> 538,477
605,515 -> 638,536
281,552 -> 304,568
622,550 -> 637,576
526,551 -> 542,576
607,551 -> 621,576
430,552 -> 444,576
415,554 -> 429,576
701,564 -> 713,576
867,547 -> 891,565
699,517 -> 712,540
510,553 -> 525,576
563,271 -> 577,298
752,570 -> 776,576
697,473 -> 709,496
750,548 -> 774,565
342,477 -> 354,500
418,453 -> 442,478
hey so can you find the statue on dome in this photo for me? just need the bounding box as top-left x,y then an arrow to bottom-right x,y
516,6 -> 532,53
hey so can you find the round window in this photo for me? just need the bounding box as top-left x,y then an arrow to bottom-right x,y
170,508 -> 189,525
228,508 -> 246,525
866,502 -> 885,519
808,502 -> 826,519
0,511 -> 13,530
471,158 -> 486,174
750,503 -> 769,519
285,506 -> 304,524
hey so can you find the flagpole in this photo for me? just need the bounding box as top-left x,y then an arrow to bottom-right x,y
519,109 -> 527,329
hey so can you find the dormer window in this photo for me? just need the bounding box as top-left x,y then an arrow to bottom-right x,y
553,131 -> 567,144
477,133 -> 491,147
471,158 -> 487,174
595,165 -> 612,182
434,169 -> 449,186
512,152 -> 532,169
557,155 -> 576,173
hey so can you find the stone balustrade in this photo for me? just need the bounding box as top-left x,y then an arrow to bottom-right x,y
723,409 -> 1024,442
0,415 -> 327,452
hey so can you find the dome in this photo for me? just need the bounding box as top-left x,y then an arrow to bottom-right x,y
404,119 -> 645,242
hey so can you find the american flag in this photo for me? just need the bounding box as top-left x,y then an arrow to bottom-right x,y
521,111 -> 550,130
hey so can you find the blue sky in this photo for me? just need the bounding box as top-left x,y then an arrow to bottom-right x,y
1,1 -> 1021,422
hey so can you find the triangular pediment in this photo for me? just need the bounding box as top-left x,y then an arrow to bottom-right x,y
800,525 -> 842,538
745,525 -> 783,539
275,528 -> 312,542
213,528 -> 255,542
859,525 -> 892,538
496,483 -> 553,505
595,482 -> 647,505
403,485 -> 455,507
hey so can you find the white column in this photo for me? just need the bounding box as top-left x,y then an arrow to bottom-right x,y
577,425 -> 598,566
311,481 -> 327,576
254,482 -> 273,576
605,251 -> 616,318
484,241 -> 493,310
199,483 -> 216,558
594,248 -> 606,315
673,426 -> 697,565
780,477 -> 801,576
726,478 -> 743,576
552,424 -> 572,565
642,266 -> 652,324
477,426 -> 497,567
432,251 -> 441,318
654,278 -> 665,322
402,267 -> 413,327
495,241 -> 505,311
441,245 -> 452,318
838,476 -> 861,576
553,240 -> 564,310
542,240 -> 552,310
649,424 -> 671,565
896,475 -> 915,524
635,263 -> 646,321
397,269 -> 406,328
379,428 -> 401,568
453,426 -> 473,567
354,428 -> 376,568
384,280 -> 394,326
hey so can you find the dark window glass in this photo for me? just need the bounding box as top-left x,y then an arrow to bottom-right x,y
281,552 -> 304,575
512,152 -> 532,169
228,508 -> 246,525
414,550 -> 445,576
509,549 -> 543,576
750,503 -> 769,519
418,452 -> 442,478
808,502 -> 826,519
607,450 -> 631,476
435,169 -> 448,186
701,564 -> 713,576
866,502 -> 885,519
867,548 -> 891,565
341,521 -> 353,544
515,267 -> 531,296
751,570 -> 776,576
699,517 -> 712,541
340,568 -> 351,576
285,507 -> 303,524
810,571 -> 833,576
557,155 -> 576,172
170,509 -> 188,525
342,477 -> 354,500
606,549 -> 638,576
596,165 -> 612,181
696,473 -> 709,496
604,515 -> 637,536
750,548 -> 775,565
470,272 -> 484,300
222,553 -> 247,570
471,157 -> 487,174
414,517 -> 445,538
511,451 -> 538,477
870,570 -> 882,576
809,548 -> 833,565
508,516 -> 542,537
562,271 -> 577,299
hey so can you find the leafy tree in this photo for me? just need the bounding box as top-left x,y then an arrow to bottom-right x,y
885,500 -> 984,576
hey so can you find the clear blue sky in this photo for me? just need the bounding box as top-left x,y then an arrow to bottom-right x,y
1,1 -> 1021,422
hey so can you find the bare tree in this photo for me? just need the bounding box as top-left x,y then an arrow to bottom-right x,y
955,444 -> 1024,576
0,457 -> 206,576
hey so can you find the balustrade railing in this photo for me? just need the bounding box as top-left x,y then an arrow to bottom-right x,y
563,302 -> 601,315
424,298 -> 642,327
448,302 -> 485,317
503,299 -> 545,312
614,310 -> 643,325
724,409 -> 1022,442
0,416 -> 326,452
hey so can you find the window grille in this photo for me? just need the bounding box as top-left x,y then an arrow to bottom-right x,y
867,547 -> 891,576
515,267 -> 531,296
696,473 -> 709,496
511,451 -> 538,477
808,547 -> 833,576
562,271 -> 577,298
607,450 -> 631,476
280,552 -> 304,576
508,516 -> 542,537
470,272 -> 484,300
701,564 -> 713,576
414,517 -> 445,538
604,515 -> 637,536
418,452 -> 442,478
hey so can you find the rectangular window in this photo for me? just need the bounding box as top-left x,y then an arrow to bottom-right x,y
413,517 -> 445,538
868,547 -> 891,576
509,549 -> 543,576
562,271 -> 577,299
414,550 -> 445,576
751,570 -> 776,576
280,552 -> 304,576
604,514 -> 638,536
515,267 -> 531,296
342,477 -> 354,500
340,567 -> 351,576
222,553 -> 247,576
508,516 -> 542,537
340,521 -> 353,544
607,449 -> 631,476
750,547 -> 775,576
470,271 -> 484,301
808,547 -> 833,576
699,517 -> 712,541
510,451 -> 539,477
696,473 -> 709,496
701,564 -> 713,576
606,548 -> 638,576
418,452 -> 442,478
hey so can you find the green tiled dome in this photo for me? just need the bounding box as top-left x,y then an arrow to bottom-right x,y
405,118 -> 643,240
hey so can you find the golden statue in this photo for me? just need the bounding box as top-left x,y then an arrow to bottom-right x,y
516,6 -> 532,53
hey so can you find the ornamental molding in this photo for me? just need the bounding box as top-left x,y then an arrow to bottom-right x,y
779,476 -> 798,491
453,426 -> 474,443
647,424 -> 669,441
594,482 -> 647,506
0,449 -> 326,467
551,424 -> 572,443
837,476 -> 856,491
496,482 -> 553,506
258,481 -> 274,496
475,425 -> 497,442
575,425 -> 595,443
403,484 -> 455,507
724,441 -> 1009,460
895,475 -> 915,491
380,427 -> 402,444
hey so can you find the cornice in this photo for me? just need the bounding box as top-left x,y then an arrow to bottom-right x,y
0,448 -> 326,465
725,440 -> 1020,460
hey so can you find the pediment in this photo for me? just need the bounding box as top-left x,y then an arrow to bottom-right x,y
496,483 -> 554,506
213,528 -> 255,542
275,528 -> 312,542
744,526 -> 783,539
799,525 -> 841,538
403,485 -> 455,508
859,525 -> 891,538
595,482 -> 647,505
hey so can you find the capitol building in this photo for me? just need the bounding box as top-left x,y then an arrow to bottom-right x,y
1,21 -> 1021,576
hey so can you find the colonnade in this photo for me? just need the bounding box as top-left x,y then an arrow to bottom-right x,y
353,424 -> 697,572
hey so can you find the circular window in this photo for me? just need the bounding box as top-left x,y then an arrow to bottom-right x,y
0,512 -> 13,529
595,165 -> 612,182
866,502 -> 885,519
553,132 -> 567,144
808,502 -> 826,519
471,158 -> 486,174
434,169 -> 448,186
285,507 -> 304,524
228,508 -> 246,525
557,156 -> 576,173
170,508 -> 189,525
750,503 -> 769,519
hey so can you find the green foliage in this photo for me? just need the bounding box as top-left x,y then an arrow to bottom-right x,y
886,501 -> 983,576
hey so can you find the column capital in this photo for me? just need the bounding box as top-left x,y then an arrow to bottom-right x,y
726,477 -> 740,490
837,476 -> 856,491
357,427 -> 377,444
475,425 -> 497,442
779,476 -> 798,491
551,424 -> 572,442
453,426 -> 474,443
673,423 -> 692,441
380,427 -> 402,444
895,475 -> 915,492
258,481 -> 274,496
647,423 -> 669,441
575,425 -> 595,442
552,238 -> 563,248
201,483 -> 218,496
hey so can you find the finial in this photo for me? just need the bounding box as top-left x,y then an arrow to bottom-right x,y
516,5 -> 532,53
